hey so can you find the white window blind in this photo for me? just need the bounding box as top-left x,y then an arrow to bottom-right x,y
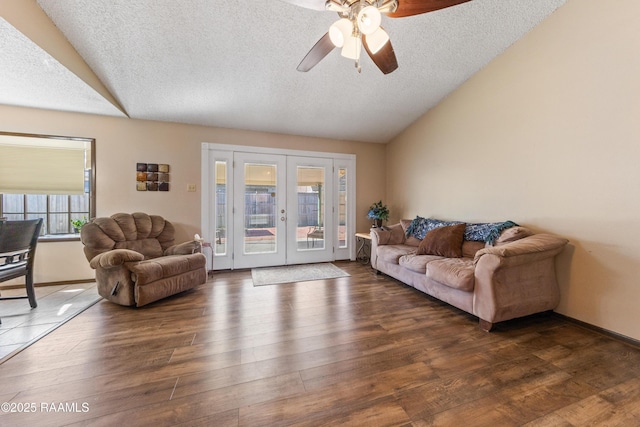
0,143 -> 85,195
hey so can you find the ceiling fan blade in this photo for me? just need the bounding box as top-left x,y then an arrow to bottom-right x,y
297,32 -> 336,72
363,36 -> 398,75
386,0 -> 472,18
279,0 -> 327,11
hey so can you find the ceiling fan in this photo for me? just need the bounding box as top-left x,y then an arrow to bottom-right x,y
282,0 -> 472,74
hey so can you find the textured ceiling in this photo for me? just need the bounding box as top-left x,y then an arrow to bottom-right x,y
1,0 -> 566,143
0,17 -> 125,118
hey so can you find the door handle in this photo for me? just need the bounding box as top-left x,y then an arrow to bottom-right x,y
281,217 -> 286,221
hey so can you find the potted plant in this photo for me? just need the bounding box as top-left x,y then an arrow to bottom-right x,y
70,217 -> 88,233
367,200 -> 389,228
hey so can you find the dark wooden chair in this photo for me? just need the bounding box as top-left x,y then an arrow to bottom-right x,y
0,218 -> 44,324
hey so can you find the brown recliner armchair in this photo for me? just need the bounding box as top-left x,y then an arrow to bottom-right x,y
80,212 -> 207,307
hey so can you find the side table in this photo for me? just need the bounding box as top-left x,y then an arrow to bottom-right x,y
355,232 -> 371,265
201,242 -> 214,277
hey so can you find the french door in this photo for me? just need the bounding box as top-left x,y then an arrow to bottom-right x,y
201,144 -> 355,270
232,152 -> 287,269
286,156 -> 334,265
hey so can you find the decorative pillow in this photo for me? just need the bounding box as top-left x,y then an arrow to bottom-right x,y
405,216 -> 519,245
405,216 -> 463,240
428,218 -> 464,233
400,219 -> 421,246
404,216 -> 429,240
492,226 -> 534,246
399,219 -> 412,234
417,223 -> 466,258
464,220 -> 519,244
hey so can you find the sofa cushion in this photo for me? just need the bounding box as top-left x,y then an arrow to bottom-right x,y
376,245 -> 415,265
115,238 -> 163,259
400,219 -> 421,247
128,253 -> 206,285
462,240 -> 485,258
417,223 -> 466,258
426,258 -> 475,292
492,226 -> 534,246
399,253 -> 444,274
386,224 -> 406,245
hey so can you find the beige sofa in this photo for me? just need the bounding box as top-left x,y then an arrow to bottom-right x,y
81,212 -> 207,307
370,220 -> 568,331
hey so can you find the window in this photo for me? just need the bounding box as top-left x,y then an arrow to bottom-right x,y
0,132 -> 95,238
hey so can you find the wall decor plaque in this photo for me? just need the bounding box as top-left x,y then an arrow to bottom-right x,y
136,163 -> 170,191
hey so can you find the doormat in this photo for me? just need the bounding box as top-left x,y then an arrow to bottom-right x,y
252,263 -> 350,286
245,229 -> 274,237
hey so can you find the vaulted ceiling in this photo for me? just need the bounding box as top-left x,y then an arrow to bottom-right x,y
0,0 -> 566,143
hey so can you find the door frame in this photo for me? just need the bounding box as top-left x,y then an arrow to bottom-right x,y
201,143 -> 356,269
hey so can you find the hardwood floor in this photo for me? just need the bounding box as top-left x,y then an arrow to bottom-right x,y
1,261 -> 640,426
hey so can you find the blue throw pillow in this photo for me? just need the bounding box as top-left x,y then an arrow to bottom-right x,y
406,216 -> 518,244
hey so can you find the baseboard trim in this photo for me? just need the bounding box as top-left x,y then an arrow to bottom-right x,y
0,279 -> 95,290
553,312 -> 640,349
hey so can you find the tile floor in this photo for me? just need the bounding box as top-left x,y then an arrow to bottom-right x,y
0,282 -> 100,362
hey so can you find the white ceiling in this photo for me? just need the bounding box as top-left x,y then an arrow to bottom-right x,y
0,0 -> 566,143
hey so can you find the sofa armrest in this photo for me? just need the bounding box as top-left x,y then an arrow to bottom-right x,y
370,223 -> 404,246
474,234 -> 569,267
472,233 -> 569,327
370,223 -> 405,270
164,240 -> 202,256
370,227 -> 390,246
89,249 -> 145,269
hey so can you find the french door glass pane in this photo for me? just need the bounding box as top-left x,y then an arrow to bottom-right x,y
297,166 -> 325,250
215,161 -> 227,256
338,168 -> 347,248
244,163 -> 276,254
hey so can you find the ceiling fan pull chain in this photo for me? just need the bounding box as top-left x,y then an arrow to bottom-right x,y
355,23 -> 362,73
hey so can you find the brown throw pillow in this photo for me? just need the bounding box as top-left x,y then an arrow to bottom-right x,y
417,223 -> 466,258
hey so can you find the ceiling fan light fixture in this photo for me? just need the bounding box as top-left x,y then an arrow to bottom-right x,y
357,6 -> 382,35
291,0 -> 470,74
341,34 -> 362,60
329,18 -> 353,47
326,0 -> 349,13
365,26 -> 389,54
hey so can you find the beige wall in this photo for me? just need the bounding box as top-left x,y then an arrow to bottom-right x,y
387,0 -> 640,340
0,105 -> 386,284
